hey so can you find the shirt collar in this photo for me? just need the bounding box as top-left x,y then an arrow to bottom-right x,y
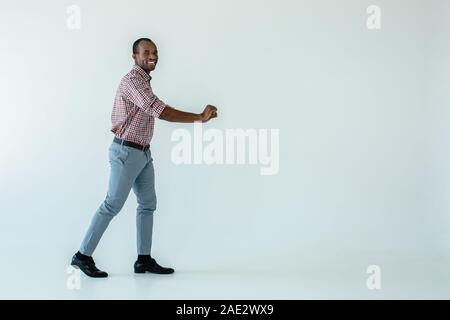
132,64 -> 152,81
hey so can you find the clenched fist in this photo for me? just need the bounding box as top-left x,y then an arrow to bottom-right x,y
201,105 -> 218,123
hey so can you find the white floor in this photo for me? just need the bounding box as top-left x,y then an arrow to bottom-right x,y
2,252 -> 449,299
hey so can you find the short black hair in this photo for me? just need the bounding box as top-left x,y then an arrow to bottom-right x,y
132,38 -> 154,54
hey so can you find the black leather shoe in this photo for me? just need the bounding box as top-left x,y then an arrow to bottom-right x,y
71,254 -> 108,278
134,258 -> 175,274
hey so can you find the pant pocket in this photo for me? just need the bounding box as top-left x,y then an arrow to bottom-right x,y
109,144 -> 130,164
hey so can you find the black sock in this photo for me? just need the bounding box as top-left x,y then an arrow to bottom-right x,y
137,255 -> 151,263
75,251 -> 91,261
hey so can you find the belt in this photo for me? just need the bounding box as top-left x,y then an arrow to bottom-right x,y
113,137 -> 149,151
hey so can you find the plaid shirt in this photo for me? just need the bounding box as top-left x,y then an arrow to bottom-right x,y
111,65 -> 166,146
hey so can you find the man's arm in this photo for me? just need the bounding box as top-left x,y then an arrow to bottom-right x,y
159,104 -> 218,123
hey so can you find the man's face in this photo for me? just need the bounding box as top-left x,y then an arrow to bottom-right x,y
133,41 -> 158,73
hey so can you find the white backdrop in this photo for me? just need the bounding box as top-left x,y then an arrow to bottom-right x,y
0,0 -> 449,299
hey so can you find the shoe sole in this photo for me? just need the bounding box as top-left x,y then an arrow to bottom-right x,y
134,268 -> 147,274
71,263 -> 108,278
134,268 -> 174,275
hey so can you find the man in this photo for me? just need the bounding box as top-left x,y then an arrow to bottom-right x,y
71,38 -> 218,278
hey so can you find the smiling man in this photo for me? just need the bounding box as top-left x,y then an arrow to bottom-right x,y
71,38 -> 218,278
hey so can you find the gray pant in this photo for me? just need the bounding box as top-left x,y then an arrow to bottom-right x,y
79,140 -> 157,256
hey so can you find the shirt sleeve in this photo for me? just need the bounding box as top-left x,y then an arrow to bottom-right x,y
123,76 -> 166,118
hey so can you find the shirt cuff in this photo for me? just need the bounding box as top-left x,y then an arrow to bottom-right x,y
152,99 -> 167,119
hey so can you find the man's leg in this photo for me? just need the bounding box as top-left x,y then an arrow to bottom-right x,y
79,142 -> 146,256
133,149 -> 157,255
132,150 -> 174,274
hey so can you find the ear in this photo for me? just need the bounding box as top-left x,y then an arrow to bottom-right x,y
132,53 -> 136,60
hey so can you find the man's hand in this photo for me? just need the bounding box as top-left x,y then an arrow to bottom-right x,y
201,105 -> 218,123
